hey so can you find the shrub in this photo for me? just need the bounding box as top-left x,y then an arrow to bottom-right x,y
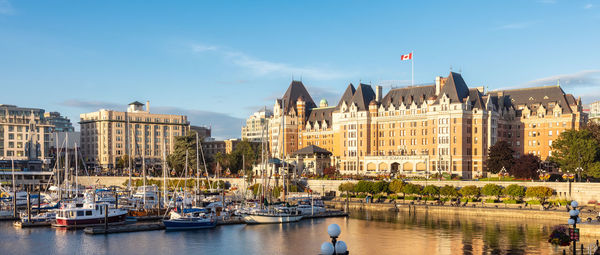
389,179 -> 405,194
527,200 -> 541,205
481,184 -> 503,200
338,182 -> 356,194
402,183 -> 423,196
423,185 -> 440,197
373,181 -> 390,194
503,199 -> 521,204
354,180 -> 375,194
459,185 -> 480,199
503,184 -> 525,200
404,196 -> 417,200
389,194 -> 398,200
485,199 -> 498,203
440,185 -> 459,198
525,186 -> 554,204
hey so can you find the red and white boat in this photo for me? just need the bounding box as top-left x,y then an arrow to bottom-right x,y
54,202 -> 128,227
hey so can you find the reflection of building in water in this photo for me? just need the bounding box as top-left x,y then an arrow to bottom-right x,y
264,73 -> 585,178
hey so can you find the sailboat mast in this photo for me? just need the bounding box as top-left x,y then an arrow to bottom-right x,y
75,142 -> 78,196
55,133 -> 61,200
163,142 -> 167,208
195,132 -> 200,204
127,113 -> 132,191
65,133 -> 69,198
143,151 -> 146,207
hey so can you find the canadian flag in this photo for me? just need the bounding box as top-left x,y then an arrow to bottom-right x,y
401,53 -> 413,61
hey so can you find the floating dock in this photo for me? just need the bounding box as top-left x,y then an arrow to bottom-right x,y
13,221 -> 52,228
303,210 -> 349,219
84,223 -> 165,235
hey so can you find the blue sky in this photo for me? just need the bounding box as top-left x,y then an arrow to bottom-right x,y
1,0 -> 599,139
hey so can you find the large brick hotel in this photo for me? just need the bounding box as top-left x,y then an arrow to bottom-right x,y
266,72 -> 586,178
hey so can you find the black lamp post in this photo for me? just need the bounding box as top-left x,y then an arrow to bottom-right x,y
568,201 -> 581,255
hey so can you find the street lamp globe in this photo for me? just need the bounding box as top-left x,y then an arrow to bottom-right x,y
321,242 -> 334,255
335,241 -> 348,254
327,224 -> 341,238
571,201 -> 579,208
569,209 -> 579,217
568,219 -> 575,225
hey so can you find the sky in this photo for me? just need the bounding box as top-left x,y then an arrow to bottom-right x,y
1,0 -> 599,139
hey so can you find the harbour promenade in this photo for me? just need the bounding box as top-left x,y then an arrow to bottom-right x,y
77,176 -> 599,205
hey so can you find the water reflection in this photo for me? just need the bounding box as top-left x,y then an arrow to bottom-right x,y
0,210 -> 587,254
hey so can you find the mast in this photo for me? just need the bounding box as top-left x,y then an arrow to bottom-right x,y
75,142 -> 78,196
195,132 -> 200,205
162,142 -> 167,208
185,150 -> 188,195
55,133 -> 61,200
143,150 -> 146,208
197,135 -> 211,190
65,133 -> 69,198
281,98 -> 286,202
127,112 -> 132,191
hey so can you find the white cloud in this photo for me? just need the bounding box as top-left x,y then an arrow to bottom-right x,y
526,69 -> 600,88
0,0 -> 14,15
192,44 -> 218,52
584,4 -> 593,9
191,44 -> 346,80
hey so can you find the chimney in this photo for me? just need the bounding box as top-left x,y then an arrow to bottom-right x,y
146,100 -> 150,112
435,76 -> 442,96
375,85 -> 382,102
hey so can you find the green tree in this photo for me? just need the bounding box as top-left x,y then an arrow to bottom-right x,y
167,132 -> 210,176
401,183 -> 423,197
503,184 -> 525,201
481,183 -> 503,201
388,179 -> 405,194
116,154 -> 132,170
550,129 -> 600,178
227,140 -> 260,175
373,181 -> 390,194
584,121 -> 600,144
459,185 -> 480,199
486,141 -> 515,174
354,180 -> 374,195
422,185 -> 440,199
440,185 -> 459,199
338,182 -> 356,194
525,186 -> 554,204
510,154 -> 541,179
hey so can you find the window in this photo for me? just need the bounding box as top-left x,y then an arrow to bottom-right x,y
549,130 -> 553,136
86,211 -> 92,216
77,211 -> 84,216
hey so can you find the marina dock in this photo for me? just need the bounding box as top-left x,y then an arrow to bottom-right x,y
84,223 -> 165,235
13,221 -> 52,228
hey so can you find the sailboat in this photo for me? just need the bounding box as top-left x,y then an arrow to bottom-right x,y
242,102 -> 302,224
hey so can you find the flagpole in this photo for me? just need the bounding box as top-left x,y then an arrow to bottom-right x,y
411,51 -> 414,86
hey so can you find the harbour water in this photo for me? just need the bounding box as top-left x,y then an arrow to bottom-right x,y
0,210 -> 587,254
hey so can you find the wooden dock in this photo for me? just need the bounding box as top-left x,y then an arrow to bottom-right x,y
303,210 -> 349,219
13,221 -> 52,228
84,223 -> 165,235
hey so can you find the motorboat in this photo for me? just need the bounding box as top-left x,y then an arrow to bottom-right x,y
54,202 -> 128,227
163,210 -> 217,230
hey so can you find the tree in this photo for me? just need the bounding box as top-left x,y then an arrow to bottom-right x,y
503,184 -> 525,201
551,129 -> 600,178
525,186 -> 554,204
323,166 -> 337,176
389,179 -> 405,194
354,180 -> 374,195
481,183 -> 503,201
167,132 -> 211,176
440,185 -> 459,199
226,140 -> 260,175
338,182 -> 356,194
422,185 -> 440,199
401,183 -> 423,197
116,154 -> 132,170
487,141 -> 515,174
584,121 -> 600,144
510,154 -> 541,179
373,181 -> 390,194
459,185 -> 480,199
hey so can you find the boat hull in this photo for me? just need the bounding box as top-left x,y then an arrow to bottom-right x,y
54,213 -> 127,227
163,219 -> 217,230
242,214 -> 303,224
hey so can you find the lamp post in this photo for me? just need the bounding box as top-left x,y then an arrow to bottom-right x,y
499,166 -> 507,181
536,169 -> 546,183
320,224 -> 349,255
568,201 -> 581,255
